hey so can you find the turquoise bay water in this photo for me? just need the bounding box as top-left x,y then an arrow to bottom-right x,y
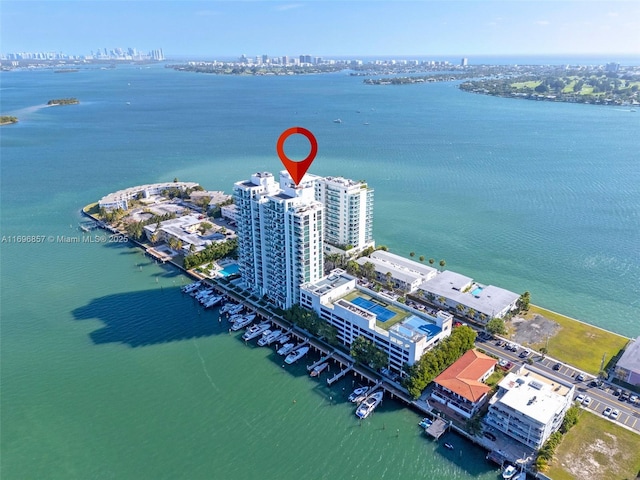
1,65 -> 639,479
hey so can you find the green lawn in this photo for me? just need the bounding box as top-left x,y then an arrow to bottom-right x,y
546,410 -> 640,480
341,290 -> 410,330
526,306 -> 629,375
511,80 -> 541,89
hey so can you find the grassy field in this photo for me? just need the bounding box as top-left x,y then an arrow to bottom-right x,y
526,306 -> 629,375
511,80 -> 541,89
546,410 -> 640,480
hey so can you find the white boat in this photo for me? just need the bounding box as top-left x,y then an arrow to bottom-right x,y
274,333 -> 291,345
277,343 -> 295,356
443,442 -> 454,450
227,304 -> 244,315
348,386 -> 370,403
228,313 -> 244,323
203,296 -> 223,308
333,118 -> 342,123
284,345 -> 310,364
220,302 -> 235,314
242,321 -> 270,340
258,329 -> 282,346
502,465 -> 517,479
355,390 -> 383,419
231,315 -> 256,331
182,282 -> 201,293
194,289 -> 213,300
310,362 -> 329,377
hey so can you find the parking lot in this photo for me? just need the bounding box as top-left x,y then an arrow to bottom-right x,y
476,336 -> 640,434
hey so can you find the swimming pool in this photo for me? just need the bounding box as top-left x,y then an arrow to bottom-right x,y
219,264 -> 239,277
471,286 -> 483,296
350,296 -> 396,322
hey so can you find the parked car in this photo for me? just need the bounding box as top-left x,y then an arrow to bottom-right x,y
629,394 -> 638,404
603,406 -> 613,417
613,388 -> 622,396
575,393 -> 586,404
553,363 -> 561,371
582,396 -> 592,407
483,431 -> 497,441
619,392 -> 630,402
611,409 -> 620,420
519,350 -> 531,358
576,373 -> 585,382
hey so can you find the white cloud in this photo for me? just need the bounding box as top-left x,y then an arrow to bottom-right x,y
535,20 -> 550,26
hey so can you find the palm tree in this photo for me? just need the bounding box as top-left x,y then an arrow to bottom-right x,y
467,308 -> 476,320
428,258 -> 435,266
439,259 -> 446,271
419,255 -> 425,262
410,251 -> 415,258
385,271 -> 393,289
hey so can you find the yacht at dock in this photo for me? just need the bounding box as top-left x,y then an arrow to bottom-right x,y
284,345 -> 310,364
355,391 -> 383,419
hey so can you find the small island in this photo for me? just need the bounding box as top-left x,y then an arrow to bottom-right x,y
47,97 -> 79,106
0,115 -> 19,126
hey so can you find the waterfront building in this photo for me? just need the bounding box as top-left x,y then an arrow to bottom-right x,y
356,250 -> 437,292
143,213 -> 224,253
279,171 -> 375,256
300,269 -> 453,374
234,172 -> 324,309
485,365 -> 575,450
221,204 -> 238,224
98,182 -> 199,211
188,190 -> 232,210
430,349 -> 497,419
461,58 -> 468,66
613,336 -> 640,386
418,270 -> 520,322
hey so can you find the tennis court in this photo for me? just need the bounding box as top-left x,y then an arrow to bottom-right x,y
351,296 -> 396,322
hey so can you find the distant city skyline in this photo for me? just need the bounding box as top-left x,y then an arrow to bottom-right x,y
2,1 -> 639,58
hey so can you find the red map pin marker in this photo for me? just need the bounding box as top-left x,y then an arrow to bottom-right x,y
276,127 -> 318,185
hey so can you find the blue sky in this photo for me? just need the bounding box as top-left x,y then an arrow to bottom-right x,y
2,1 -> 639,58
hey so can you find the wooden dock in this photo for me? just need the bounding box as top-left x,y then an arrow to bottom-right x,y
327,364 -> 353,386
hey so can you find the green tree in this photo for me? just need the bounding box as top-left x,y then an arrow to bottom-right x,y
419,255 -> 425,262
410,251 -> 415,258
517,291 -> 531,312
486,317 -> 507,335
350,336 -> 388,370
428,258 -> 435,266
361,261 -> 376,281
346,260 -> 360,276
439,259 -> 446,271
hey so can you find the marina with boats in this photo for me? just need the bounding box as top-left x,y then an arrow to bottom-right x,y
176,278 -> 535,478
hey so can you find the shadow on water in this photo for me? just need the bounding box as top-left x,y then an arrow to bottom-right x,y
72,286 -> 229,347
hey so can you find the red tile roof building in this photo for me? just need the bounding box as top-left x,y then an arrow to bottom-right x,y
430,349 -> 497,419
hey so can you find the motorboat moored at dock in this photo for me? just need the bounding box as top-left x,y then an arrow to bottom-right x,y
231,315 -> 256,331
310,362 -> 329,377
242,321 -> 270,340
277,343 -> 295,356
284,345 -> 310,364
355,390 -> 383,419
348,386 -> 370,403
257,329 -> 282,347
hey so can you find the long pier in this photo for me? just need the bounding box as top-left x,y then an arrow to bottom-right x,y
327,364 -> 353,385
